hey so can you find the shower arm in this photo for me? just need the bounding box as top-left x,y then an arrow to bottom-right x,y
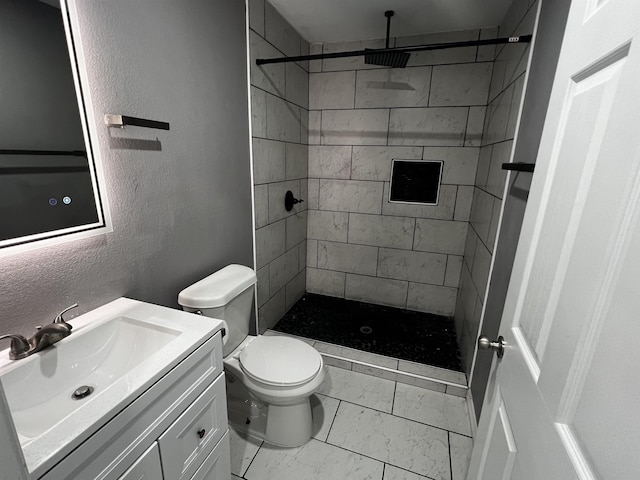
255,34 -> 533,66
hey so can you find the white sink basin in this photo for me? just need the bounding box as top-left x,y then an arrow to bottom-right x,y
0,298 -> 223,477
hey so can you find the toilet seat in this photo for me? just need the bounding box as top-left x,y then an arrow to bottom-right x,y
238,336 -> 322,387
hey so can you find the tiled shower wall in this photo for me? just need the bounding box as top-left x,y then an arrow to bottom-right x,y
455,0 -> 539,372
305,29 -> 498,316
248,0 -> 309,332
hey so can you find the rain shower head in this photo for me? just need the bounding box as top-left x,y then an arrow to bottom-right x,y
364,10 -> 410,68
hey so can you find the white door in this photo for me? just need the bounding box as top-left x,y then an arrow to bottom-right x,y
467,0 -> 640,478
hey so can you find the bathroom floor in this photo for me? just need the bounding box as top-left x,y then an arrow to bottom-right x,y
229,365 -> 473,480
273,294 -> 463,372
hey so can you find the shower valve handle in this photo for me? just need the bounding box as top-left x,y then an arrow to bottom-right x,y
285,190 -> 304,211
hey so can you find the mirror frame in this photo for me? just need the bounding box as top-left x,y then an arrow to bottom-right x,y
0,0 -> 110,253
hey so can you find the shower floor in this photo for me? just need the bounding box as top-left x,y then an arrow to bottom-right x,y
273,293 -> 462,372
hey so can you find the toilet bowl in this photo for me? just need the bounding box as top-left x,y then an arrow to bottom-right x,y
178,264 -> 325,447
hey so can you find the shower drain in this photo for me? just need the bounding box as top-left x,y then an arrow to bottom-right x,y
360,326 -> 373,335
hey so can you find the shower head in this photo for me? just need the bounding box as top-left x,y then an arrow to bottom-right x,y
364,10 -> 410,68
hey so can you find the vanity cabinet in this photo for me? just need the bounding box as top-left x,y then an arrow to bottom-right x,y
41,331 -> 230,480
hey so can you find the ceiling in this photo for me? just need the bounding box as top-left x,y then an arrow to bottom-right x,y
267,0 -> 515,44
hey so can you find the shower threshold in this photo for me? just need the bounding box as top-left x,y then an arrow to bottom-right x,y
272,293 -> 463,374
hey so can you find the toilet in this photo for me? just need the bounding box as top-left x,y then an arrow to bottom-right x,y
178,264 -> 325,447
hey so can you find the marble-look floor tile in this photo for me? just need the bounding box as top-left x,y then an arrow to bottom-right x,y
229,427 -> 262,477
311,393 -> 340,441
245,438 -> 384,480
317,365 -> 395,413
328,402 -> 451,480
232,475 -> 243,480
449,433 -> 473,480
384,464 -> 430,480
393,383 -> 471,436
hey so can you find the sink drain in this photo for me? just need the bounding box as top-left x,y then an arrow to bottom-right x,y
71,385 -> 94,400
360,326 -> 373,335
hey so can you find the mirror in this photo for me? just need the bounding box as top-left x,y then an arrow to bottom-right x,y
0,0 -> 105,248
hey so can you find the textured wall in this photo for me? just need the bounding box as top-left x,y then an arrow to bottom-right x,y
304,29 -> 497,316
0,0 -> 253,337
455,0 -> 539,374
248,0 -> 309,332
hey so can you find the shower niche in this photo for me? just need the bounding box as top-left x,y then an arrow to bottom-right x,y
389,159 -> 443,205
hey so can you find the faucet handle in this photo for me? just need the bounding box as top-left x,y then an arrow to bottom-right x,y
54,303 -> 78,330
0,334 -> 30,360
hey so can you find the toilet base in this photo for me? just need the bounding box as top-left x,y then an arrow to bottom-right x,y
265,401 -> 313,447
226,374 -> 314,448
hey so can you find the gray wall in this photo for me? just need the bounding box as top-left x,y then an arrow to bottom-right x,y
0,0 -> 254,336
304,29 -> 498,316
455,0 -> 538,375
470,0 -> 572,420
248,0 -> 309,332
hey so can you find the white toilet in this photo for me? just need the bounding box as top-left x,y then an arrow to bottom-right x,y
178,264 -> 325,447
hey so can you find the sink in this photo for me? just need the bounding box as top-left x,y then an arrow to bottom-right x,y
0,298 -> 223,477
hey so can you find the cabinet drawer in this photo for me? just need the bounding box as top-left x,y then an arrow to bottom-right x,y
117,443 -> 162,480
192,431 -> 231,480
158,373 -> 227,480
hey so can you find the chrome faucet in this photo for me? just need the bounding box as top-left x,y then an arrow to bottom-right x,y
0,304 -> 78,360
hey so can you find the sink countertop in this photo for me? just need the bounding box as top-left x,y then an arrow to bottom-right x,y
0,297 -> 225,478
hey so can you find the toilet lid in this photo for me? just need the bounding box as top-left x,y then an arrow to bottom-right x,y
239,336 -> 322,386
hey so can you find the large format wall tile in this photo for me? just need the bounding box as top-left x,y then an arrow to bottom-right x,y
318,241 -> 378,276
345,274 -> 409,309
306,267 -> 345,296
321,38 -> 386,72
429,63 -> 493,106
355,67 -> 432,108
309,145 -> 351,179
255,220 -> 285,269
285,143 -> 308,181
389,107 -> 469,147
319,179 -> 384,214
397,30 -> 479,66
414,219 -> 468,255
286,62 -> 308,108
252,138 -> 285,184
406,282 -> 458,316
321,109 -> 390,145
309,71 -> 356,110
249,31 -> 285,97
348,214 -> 415,250
264,1 -> 299,57
307,210 -> 349,242
377,248 -> 447,285
351,145 -> 423,181
266,95 -> 302,143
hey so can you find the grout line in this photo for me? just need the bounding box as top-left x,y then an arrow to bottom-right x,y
325,400 -> 342,441
324,397 -> 473,439
391,380 -> 397,413
239,436 -> 264,478
448,431 -> 454,480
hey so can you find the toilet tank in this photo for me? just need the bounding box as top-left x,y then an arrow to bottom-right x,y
178,264 -> 257,357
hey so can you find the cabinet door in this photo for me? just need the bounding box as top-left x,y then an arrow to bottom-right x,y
117,443 -> 162,480
192,432 -> 231,480
158,374 -> 227,480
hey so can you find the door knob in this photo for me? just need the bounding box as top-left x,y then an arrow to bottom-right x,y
478,335 -> 505,359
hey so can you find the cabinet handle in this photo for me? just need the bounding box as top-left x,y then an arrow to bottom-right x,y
197,429 -> 206,439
